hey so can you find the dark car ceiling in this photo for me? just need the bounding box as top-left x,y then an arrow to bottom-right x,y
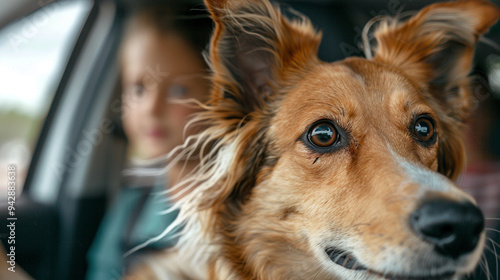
5,0 -> 500,26
3,0 -> 499,81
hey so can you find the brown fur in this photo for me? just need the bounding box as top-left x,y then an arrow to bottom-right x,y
132,1 -> 500,279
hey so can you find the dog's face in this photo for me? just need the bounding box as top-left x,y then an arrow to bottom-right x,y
181,0 -> 500,279
261,59 -> 482,279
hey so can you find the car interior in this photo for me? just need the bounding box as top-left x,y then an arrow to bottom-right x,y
0,0 -> 499,279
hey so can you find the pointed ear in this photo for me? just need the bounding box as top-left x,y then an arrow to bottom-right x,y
204,0 -> 321,113
373,0 -> 500,121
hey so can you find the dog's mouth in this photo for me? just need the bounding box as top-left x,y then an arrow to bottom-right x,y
325,248 -> 456,280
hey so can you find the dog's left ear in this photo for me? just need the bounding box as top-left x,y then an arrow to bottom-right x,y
373,0 -> 500,180
204,0 -> 321,114
373,0 -> 500,121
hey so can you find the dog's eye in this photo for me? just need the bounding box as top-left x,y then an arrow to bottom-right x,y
308,122 -> 338,148
411,116 -> 436,146
301,120 -> 348,153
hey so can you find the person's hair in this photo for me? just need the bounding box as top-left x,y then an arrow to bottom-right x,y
122,3 -> 213,61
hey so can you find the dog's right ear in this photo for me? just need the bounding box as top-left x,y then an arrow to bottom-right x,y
204,0 -> 321,114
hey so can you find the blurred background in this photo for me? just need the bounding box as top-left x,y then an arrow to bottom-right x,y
0,1 -> 91,197
0,0 -> 499,279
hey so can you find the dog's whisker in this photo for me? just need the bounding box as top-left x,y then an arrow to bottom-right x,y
485,228 -> 500,235
488,238 -> 500,279
483,245 -> 500,261
486,236 -> 500,253
478,258 -> 489,280
475,257 -> 485,280
480,251 -> 493,280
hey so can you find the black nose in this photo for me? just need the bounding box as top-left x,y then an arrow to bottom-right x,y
410,199 -> 484,259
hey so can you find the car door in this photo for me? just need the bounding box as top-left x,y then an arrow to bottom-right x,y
0,1 -> 127,279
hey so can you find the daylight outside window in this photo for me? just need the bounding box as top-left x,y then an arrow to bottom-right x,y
0,1 -> 91,198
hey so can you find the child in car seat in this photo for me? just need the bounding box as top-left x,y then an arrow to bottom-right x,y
85,4 -> 212,280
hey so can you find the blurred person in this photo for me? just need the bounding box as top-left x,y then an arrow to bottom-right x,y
85,4 -> 212,280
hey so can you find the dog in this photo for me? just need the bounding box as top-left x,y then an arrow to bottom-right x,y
126,0 -> 500,279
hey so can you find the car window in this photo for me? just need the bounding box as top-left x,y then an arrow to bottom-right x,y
0,0 -> 91,198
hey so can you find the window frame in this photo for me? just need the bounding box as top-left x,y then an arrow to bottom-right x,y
22,1 -> 98,197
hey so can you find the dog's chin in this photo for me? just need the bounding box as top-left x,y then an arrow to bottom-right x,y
325,247 -> 477,280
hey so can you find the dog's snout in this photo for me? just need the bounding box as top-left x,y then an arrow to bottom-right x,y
410,199 -> 484,259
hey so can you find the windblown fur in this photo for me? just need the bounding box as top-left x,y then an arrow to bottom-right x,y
128,1 -> 500,279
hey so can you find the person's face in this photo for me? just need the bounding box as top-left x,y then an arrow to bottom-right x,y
121,30 -> 209,159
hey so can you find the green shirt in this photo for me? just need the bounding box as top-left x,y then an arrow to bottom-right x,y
85,180 -> 179,280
